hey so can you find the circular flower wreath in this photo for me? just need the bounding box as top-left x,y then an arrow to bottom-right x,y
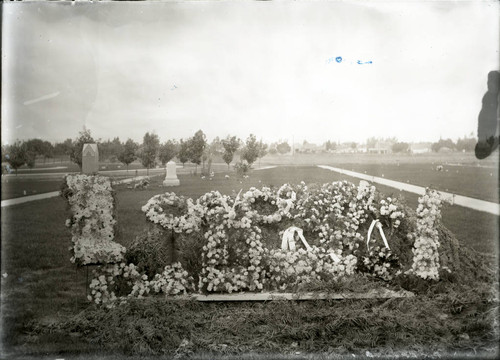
141,192 -> 200,233
241,187 -> 282,224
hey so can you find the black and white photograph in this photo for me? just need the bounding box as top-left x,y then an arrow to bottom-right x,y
1,0 -> 499,359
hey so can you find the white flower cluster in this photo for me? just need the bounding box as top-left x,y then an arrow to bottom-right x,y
150,263 -> 194,295
64,175 -> 125,265
407,189 -> 443,280
88,262 -> 193,307
199,223 -> 266,293
379,197 -> 404,228
267,247 -> 358,290
362,246 -> 401,281
294,181 -> 367,253
141,192 -> 201,233
88,262 -> 148,308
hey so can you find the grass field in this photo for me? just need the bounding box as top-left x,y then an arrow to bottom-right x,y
1,165 -> 498,358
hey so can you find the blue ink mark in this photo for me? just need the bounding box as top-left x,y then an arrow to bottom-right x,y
336,56 -> 343,63
171,85 -> 178,90
357,60 -> 373,65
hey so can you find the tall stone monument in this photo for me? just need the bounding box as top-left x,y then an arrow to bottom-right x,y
82,143 -> 99,174
163,161 -> 180,186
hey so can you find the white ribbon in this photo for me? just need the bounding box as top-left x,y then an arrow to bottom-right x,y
221,189 -> 243,214
232,189 -> 243,211
281,226 -> 341,264
277,185 -> 296,214
366,220 -> 390,251
281,226 -> 312,251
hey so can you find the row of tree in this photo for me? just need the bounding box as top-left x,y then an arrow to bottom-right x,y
431,136 -> 477,153
2,130 -> 480,174
1,128 -> 269,175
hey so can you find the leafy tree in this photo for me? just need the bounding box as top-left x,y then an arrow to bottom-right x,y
25,139 -> 45,155
366,137 -> 377,149
325,140 -> 337,151
159,140 -> 178,166
221,135 -> 240,169
350,142 -> 357,150
392,142 -> 410,153
24,139 -> 54,163
41,141 -> 54,161
268,147 -> 277,155
276,141 -> 291,155
431,138 -> 456,152
70,128 -> 95,169
242,134 -> 260,165
188,130 -> 207,173
178,139 -> 190,167
456,136 -> 476,152
100,137 -> 123,162
25,151 -> 37,169
204,137 -> 222,174
5,141 -> 27,175
138,132 -> 160,175
257,140 -> 268,167
118,138 -> 138,173
54,138 -> 73,159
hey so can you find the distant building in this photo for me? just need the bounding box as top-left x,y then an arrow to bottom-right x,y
367,141 -> 393,154
410,142 -> 432,154
297,142 -> 326,153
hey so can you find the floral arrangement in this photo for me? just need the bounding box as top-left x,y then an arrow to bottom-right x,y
141,193 -> 201,233
62,175 -> 125,265
85,179 -> 452,306
87,262 -> 193,308
406,189 -> 443,280
134,178 -> 150,189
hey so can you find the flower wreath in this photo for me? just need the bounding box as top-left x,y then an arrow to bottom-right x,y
241,187 -> 282,224
141,192 -> 200,233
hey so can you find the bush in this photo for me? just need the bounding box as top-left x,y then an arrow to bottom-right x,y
234,160 -> 251,176
125,225 -> 172,279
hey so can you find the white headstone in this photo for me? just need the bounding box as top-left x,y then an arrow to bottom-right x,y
163,161 -> 180,186
82,143 -> 99,174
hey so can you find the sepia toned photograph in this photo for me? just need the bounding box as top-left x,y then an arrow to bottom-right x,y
1,0 -> 499,359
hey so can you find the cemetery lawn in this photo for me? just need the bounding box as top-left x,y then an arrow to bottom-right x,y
1,166 -> 498,358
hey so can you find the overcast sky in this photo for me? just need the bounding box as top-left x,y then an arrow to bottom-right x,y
2,1 -> 499,145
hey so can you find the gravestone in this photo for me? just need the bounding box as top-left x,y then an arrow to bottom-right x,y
82,143 -> 99,174
163,161 -> 180,186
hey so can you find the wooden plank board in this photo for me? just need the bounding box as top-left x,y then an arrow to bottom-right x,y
166,288 -> 414,302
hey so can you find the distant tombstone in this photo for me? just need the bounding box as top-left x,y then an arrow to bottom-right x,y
82,143 -> 99,174
163,161 -> 180,186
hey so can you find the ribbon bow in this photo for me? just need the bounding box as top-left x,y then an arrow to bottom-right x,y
221,189 -> 243,218
281,226 -> 342,263
366,219 -> 390,251
281,227 -> 312,251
